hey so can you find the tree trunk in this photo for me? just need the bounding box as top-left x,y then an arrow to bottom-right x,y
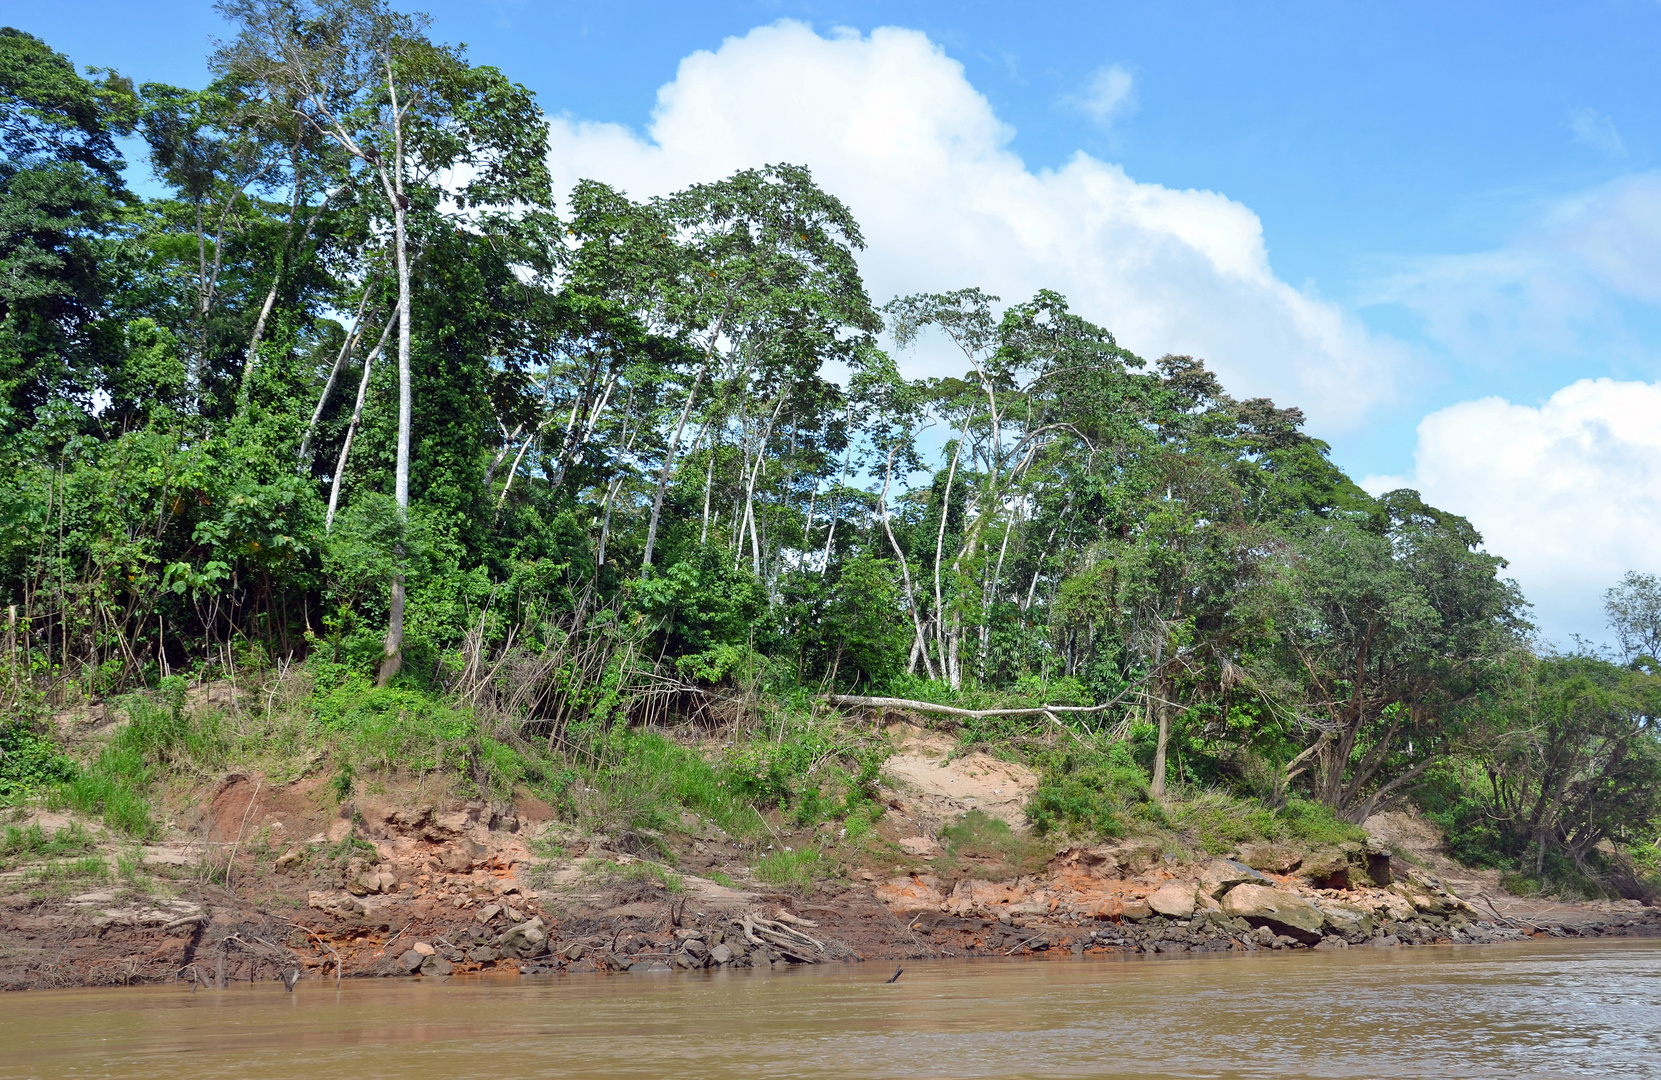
325,312 -> 396,531
879,445 -> 934,681
299,282 -> 381,466
1150,683 -> 1171,800
378,80 -> 413,688
642,357 -> 711,569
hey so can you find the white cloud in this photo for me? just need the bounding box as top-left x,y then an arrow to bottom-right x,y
1069,63 -> 1137,128
1387,378 -> 1661,643
543,21 -> 1407,431
1369,173 -> 1661,361
1569,107 -> 1626,158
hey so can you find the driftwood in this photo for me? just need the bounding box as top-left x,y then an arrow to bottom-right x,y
735,912 -> 826,964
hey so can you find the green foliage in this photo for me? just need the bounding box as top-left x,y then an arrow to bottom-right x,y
0,718 -> 77,801
1026,743 -> 1150,838
54,689 -> 232,838
1,16 -> 1654,881
310,675 -> 474,775
753,844 -> 824,891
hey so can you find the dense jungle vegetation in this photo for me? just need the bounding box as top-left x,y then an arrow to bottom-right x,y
3,2 -> 1659,899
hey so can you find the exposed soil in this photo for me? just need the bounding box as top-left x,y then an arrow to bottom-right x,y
4,718 -> 1658,991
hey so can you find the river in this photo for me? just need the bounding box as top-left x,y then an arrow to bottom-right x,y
4,941 -> 1659,1078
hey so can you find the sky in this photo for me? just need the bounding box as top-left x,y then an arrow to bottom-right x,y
12,0 -> 1661,645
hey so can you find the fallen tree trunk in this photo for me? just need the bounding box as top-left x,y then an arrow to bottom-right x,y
824,694 -> 1118,720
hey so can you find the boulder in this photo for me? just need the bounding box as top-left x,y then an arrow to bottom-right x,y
1236,843 -> 1302,874
1315,900 -> 1374,940
1147,883 -> 1197,918
1363,835 -> 1393,885
419,954 -> 453,976
1198,859 -> 1269,899
398,949 -> 425,973
1120,898 -> 1153,921
1221,884 -> 1325,944
498,920 -> 549,958
412,941 -> 435,956
709,943 -> 733,965
1298,847 -> 1359,889
467,946 -> 498,963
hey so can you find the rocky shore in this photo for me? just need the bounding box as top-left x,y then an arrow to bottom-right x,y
5,774 -> 1660,991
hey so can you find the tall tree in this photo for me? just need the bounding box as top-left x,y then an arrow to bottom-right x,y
218,0 -> 550,683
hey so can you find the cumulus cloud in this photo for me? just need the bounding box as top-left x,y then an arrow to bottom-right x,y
1569,107 -> 1626,158
543,21 -> 1406,431
1069,63 -> 1137,128
1371,378 -> 1661,643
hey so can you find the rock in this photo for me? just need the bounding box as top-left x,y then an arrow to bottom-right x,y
1298,847 -> 1358,889
1120,898 -> 1153,921
412,941 -> 435,956
326,817 -> 353,844
1147,883 -> 1197,918
1364,835 -> 1393,885
476,903 -> 503,924
1221,884 -> 1326,944
875,873 -> 946,912
673,951 -> 704,969
1107,841 -> 1163,874
682,938 -> 709,959
1236,843 -> 1302,874
710,943 -> 733,965
1315,900 -> 1374,941
398,949 -> 425,973
468,946 -> 499,962
563,943 -> 586,961
498,921 -> 549,958
899,836 -> 942,857
673,928 -> 706,942
274,848 -> 303,874
1198,859 -> 1269,898
307,891 -> 366,918
419,954 -> 453,976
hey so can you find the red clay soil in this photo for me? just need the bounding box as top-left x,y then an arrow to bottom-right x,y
4,772 -> 1660,992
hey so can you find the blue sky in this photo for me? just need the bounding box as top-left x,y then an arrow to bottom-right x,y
14,1 -> 1661,641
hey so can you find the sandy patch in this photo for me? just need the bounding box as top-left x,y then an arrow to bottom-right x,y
881,724 -> 1039,832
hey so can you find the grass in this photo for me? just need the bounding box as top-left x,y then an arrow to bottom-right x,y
935,810 -> 1050,877
581,857 -> 685,893
1024,742 -> 1366,857
753,845 -> 825,891
0,821 -> 96,868
20,855 -> 111,892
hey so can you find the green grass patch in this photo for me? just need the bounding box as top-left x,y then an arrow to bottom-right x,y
0,821 -> 96,868
1165,791 -> 1364,854
753,844 -> 824,891
936,810 -> 1050,876
53,693 -> 231,838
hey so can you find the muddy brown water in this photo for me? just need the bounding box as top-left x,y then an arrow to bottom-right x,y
4,941 -> 1659,1079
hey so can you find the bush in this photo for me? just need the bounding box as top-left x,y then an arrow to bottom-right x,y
0,718 -> 77,802
1025,743 -> 1150,837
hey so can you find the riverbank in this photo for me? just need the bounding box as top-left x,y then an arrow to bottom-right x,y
5,714 -> 1659,991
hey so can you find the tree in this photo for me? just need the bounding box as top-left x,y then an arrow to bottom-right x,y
1605,571 -> 1661,662
0,27 -> 137,425
1278,490 -> 1527,821
638,164 -> 877,570
1462,653 -> 1661,891
218,0 -> 551,683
